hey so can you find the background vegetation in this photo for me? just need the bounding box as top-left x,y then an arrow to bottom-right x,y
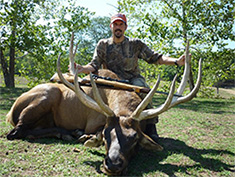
1,0 -> 234,93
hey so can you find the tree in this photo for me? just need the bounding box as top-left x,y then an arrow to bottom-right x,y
24,1 -> 94,84
0,0 -> 51,87
117,0 -> 235,88
74,16 -> 112,67
200,48 -> 235,93
12,2 -> 112,87
0,0 -> 94,87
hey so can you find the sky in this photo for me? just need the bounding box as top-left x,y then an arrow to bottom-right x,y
77,0 -> 118,17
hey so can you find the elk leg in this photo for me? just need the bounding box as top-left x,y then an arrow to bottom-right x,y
25,128 -> 84,141
7,99 -> 54,140
140,117 -> 159,143
144,121 -> 159,143
7,127 -> 84,141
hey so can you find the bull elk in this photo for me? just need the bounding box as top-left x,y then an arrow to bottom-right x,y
6,40 -> 202,175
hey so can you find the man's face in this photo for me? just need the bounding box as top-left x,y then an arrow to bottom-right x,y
110,20 -> 127,39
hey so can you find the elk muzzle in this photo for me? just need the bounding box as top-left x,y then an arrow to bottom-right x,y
103,153 -> 127,175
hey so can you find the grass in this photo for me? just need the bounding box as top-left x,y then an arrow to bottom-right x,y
0,83 -> 235,176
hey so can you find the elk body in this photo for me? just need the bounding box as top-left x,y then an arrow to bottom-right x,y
6,45 -> 202,175
6,69 -> 164,175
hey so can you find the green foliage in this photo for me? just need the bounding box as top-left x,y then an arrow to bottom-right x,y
28,2 -> 94,86
193,48 -> 235,87
0,0 -> 57,87
1,0 -> 51,53
74,16 -> 112,66
118,0 -> 235,91
1,0 -> 114,87
1,0 -> 234,91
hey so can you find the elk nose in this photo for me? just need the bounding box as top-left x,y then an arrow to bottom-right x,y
104,156 -> 124,173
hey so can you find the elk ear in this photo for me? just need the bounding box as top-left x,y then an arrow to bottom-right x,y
50,73 -> 60,82
50,73 -> 74,83
139,132 -> 163,151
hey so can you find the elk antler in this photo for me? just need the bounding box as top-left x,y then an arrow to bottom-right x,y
89,72 -> 115,117
131,75 -> 177,121
69,32 -> 79,75
168,58 -> 202,109
131,74 -> 161,119
132,41 -> 202,121
176,40 -> 190,96
57,54 -> 110,116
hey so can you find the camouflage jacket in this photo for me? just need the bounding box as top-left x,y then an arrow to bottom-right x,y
89,37 -> 162,80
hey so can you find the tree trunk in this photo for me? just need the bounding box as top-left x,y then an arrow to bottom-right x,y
8,45 -> 15,88
217,86 -> 219,95
182,5 -> 195,92
0,49 -> 9,87
0,49 -> 15,88
188,65 -> 195,91
0,33 -> 15,88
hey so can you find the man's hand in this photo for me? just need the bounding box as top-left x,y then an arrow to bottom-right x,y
176,53 -> 191,66
68,63 -> 96,74
68,63 -> 84,74
74,63 -> 85,73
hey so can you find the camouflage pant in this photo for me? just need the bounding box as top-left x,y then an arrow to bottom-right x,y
129,77 -> 158,124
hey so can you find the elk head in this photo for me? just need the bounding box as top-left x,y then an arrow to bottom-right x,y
57,40 -> 202,175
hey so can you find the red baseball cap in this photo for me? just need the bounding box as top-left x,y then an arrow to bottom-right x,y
111,13 -> 127,24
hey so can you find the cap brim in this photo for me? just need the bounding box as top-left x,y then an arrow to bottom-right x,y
111,18 -> 126,24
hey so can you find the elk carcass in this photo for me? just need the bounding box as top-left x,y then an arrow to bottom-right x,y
6,47 -> 202,176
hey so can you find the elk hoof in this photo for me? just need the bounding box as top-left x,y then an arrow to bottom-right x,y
84,137 -> 102,147
6,133 -> 15,140
6,129 -> 19,140
78,134 -> 92,143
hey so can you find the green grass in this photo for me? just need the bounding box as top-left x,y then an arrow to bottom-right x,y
0,85 -> 235,176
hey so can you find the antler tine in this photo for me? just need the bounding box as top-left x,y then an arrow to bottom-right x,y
175,39 -> 190,96
89,73 -> 115,117
57,54 -> 106,115
132,74 -> 177,121
133,58 -> 202,121
73,67 -> 108,115
168,58 -> 202,109
131,74 -> 161,119
132,41 -> 202,121
69,32 -> 75,75
57,53 -> 75,91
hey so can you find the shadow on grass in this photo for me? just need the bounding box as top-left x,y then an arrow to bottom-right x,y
81,137 -> 235,176
3,132 -> 234,176
24,138 -> 79,145
127,137 -> 235,176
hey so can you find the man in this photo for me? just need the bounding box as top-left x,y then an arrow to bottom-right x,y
72,13 -> 186,142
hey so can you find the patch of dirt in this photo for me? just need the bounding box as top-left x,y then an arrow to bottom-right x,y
219,88 -> 235,95
212,87 -> 235,99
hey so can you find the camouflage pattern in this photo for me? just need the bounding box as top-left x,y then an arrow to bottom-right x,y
90,37 -> 159,126
89,37 -> 162,81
